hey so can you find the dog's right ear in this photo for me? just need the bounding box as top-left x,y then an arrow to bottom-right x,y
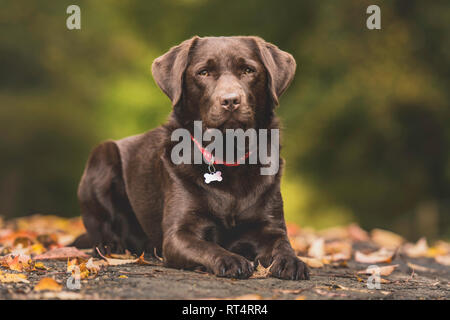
152,36 -> 199,107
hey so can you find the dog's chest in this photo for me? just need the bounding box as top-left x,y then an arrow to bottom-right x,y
203,175 -> 272,228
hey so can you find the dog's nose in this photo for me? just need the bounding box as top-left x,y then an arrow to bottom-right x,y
220,93 -> 241,111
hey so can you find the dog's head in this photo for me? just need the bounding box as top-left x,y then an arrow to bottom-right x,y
152,36 -> 296,130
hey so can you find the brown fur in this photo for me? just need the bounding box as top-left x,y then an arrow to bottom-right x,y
76,36 -> 309,280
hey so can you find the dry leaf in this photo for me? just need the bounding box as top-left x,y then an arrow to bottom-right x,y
308,238 -> 325,259
357,264 -> 399,276
0,271 -> 29,283
33,262 -> 49,271
371,229 -> 404,249
402,237 -> 428,258
0,253 -> 32,272
250,262 -> 272,278
137,253 -> 158,265
298,256 -> 324,268
347,224 -> 369,242
34,247 -> 89,260
407,262 -> 435,273
85,257 -> 107,271
324,240 -> 352,261
96,247 -> 139,266
34,277 -> 62,292
354,248 -> 394,264
435,255 -> 450,266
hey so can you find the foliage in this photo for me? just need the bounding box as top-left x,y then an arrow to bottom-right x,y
0,0 -> 448,239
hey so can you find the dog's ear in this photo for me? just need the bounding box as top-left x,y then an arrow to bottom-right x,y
152,36 -> 199,107
252,37 -> 296,106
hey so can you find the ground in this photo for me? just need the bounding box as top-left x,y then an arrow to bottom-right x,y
1,216 -> 449,300
1,255 -> 449,300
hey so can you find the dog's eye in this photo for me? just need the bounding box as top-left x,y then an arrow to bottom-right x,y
198,69 -> 209,76
243,67 -> 255,74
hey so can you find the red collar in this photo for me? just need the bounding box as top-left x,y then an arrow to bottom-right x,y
190,134 -> 251,167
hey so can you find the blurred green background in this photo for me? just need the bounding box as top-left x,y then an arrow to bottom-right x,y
1,0 -> 449,240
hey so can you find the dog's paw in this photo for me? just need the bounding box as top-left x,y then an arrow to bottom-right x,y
270,255 -> 310,280
212,254 -> 254,279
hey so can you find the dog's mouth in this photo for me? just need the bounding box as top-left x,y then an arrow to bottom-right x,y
204,107 -> 255,131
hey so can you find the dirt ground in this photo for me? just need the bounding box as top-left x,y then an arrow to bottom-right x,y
1,253 -> 449,300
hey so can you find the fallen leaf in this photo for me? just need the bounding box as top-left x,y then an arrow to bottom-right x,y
435,255 -> 450,266
357,264 -> 399,276
110,252 -> 136,260
119,275 -> 128,279
407,262 -> 435,273
0,271 -> 29,283
96,247 -> 139,266
354,248 -> 394,264
33,262 -> 49,271
250,262 -> 272,278
295,295 -> 307,300
324,240 -> 352,261
371,229 -> 404,249
137,253 -> 158,266
0,253 -> 32,272
34,247 -> 89,260
34,277 -> 62,292
298,256 -> 324,268
308,238 -> 325,259
85,257 -> 107,271
347,224 -> 370,242
402,237 -> 428,258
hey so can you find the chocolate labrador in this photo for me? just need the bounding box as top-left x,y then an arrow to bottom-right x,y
74,36 -> 309,280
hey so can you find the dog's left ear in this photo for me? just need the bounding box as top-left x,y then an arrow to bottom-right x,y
252,37 -> 296,106
152,36 -> 199,107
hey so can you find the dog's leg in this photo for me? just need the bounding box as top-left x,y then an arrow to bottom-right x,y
242,193 -> 310,280
78,141 -> 148,256
162,208 -> 254,278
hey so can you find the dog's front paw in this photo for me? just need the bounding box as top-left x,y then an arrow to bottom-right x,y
270,255 -> 310,280
212,254 -> 254,279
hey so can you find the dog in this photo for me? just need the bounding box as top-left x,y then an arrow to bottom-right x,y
74,36 -> 309,280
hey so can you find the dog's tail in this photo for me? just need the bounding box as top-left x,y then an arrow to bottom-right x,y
70,233 -> 93,249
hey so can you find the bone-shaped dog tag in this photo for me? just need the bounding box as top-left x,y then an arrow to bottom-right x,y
204,171 -> 223,184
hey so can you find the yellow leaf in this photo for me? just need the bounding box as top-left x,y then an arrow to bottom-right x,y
33,262 -> 49,271
0,271 -> 29,283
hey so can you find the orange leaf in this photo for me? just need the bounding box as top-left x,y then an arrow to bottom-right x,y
34,278 -> 62,292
